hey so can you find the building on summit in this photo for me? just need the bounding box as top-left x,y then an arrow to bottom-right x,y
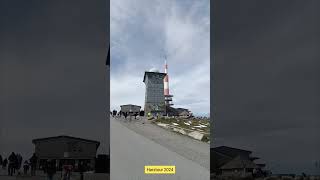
211,146 -> 267,176
143,69 -> 166,116
142,62 -> 195,118
32,135 -> 100,171
120,104 -> 141,114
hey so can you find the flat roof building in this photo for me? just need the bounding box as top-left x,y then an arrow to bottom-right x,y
32,135 -> 100,171
120,104 -> 141,114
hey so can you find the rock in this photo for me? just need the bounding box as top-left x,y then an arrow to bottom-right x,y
188,131 -> 204,140
178,129 -> 187,135
157,123 -> 169,129
173,128 -> 180,132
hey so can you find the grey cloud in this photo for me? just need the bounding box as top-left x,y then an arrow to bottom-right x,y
212,0 -> 320,174
1,0 -> 109,158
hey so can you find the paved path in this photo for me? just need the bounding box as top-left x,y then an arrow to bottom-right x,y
110,116 -> 210,180
116,116 -> 210,169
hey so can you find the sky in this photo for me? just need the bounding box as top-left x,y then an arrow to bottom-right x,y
212,0 -> 320,175
110,0 -> 210,116
0,0 -> 109,159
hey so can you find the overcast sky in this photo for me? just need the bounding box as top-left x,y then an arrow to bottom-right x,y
212,0 -> 320,175
110,0 -> 210,116
0,0 -> 109,159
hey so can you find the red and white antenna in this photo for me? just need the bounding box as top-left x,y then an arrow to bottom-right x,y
164,57 -> 170,96
162,48 -> 174,110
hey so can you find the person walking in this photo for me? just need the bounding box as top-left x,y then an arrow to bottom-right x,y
2,158 -> 8,170
8,152 -> 16,176
23,160 -> 30,175
17,154 -> 22,170
29,153 -> 38,176
0,154 -> 3,166
78,161 -> 85,180
46,160 -> 56,180
62,164 -> 73,180
13,153 -> 21,174
112,110 -> 117,117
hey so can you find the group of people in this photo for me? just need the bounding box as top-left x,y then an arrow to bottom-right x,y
1,153 -> 90,180
111,110 -> 140,120
0,152 -> 38,176
43,161 -> 87,180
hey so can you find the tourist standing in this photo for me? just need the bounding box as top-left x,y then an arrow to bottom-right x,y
78,161 -> 85,180
23,160 -> 30,175
2,158 -> 8,170
29,153 -> 38,176
46,160 -> 56,180
0,155 -> 2,168
8,152 -> 16,176
62,164 -> 73,180
112,110 -> 117,117
16,154 -> 22,170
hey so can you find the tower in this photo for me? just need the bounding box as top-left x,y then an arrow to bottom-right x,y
164,60 -> 170,95
143,70 -> 166,116
164,60 -> 173,115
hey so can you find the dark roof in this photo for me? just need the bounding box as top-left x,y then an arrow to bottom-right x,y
32,135 -> 100,146
166,106 -> 179,116
257,164 -> 266,168
250,157 -> 260,161
120,104 -> 141,108
212,146 -> 252,158
175,108 -> 190,114
220,156 -> 259,170
211,148 -> 233,173
143,71 -> 166,83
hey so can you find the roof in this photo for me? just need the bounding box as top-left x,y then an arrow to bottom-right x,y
32,135 -> 100,146
257,163 -> 266,168
212,146 -> 252,158
179,111 -> 191,116
143,71 -> 166,83
220,156 -> 259,170
211,148 -> 233,172
120,104 -> 141,108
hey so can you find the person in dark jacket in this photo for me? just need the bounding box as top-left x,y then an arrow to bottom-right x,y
8,152 -> 16,176
29,153 -> 38,176
0,154 -> 3,166
16,154 -> 22,170
23,160 -> 30,175
2,158 -> 8,169
78,161 -> 85,180
112,110 -> 117,117
46,160 -> 56,180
